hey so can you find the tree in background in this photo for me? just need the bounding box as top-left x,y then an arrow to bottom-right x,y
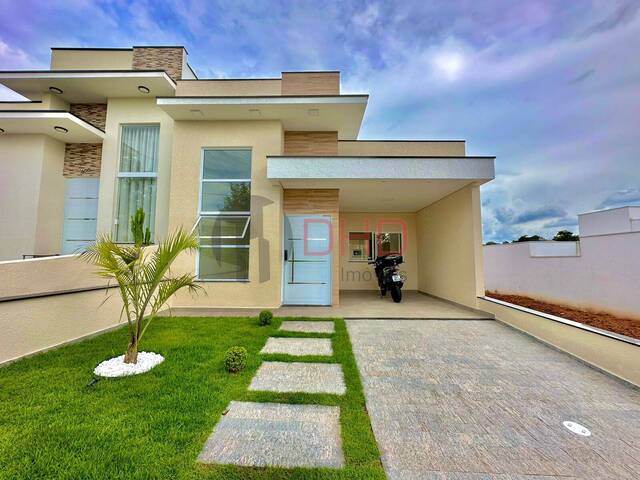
513,235 -> 544,243
553,230 -> 579,241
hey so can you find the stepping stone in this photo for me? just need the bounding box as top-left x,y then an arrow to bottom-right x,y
249,361 -> 346,395
198,401 -> 344,468
280,320 -> 335,334
260,337 -> 333,356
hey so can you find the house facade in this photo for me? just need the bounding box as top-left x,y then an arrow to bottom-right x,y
0,46 -> 494,311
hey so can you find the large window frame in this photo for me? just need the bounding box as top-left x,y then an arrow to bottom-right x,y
196,147 -> 252,282
347,230 -> 403,262
114,124 -> 160,243
348,231 -> 374,262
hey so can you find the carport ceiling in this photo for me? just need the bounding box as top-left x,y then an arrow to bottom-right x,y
276,178 -> 474,212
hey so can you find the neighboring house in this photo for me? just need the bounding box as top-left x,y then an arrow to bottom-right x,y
484,206 -> 640,318
0,46 -> 495,310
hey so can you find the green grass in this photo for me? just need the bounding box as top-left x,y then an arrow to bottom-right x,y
0,316 -> 385,480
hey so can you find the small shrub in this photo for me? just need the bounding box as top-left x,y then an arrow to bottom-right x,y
224,346 -> 247,373
258,310 -> 273,326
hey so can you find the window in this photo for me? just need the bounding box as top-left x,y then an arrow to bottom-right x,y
348,232 -> 374,261
376,232 -> 402,256
197,149 -> 251,280
114,125 -> 159,242
348,231 -> 402,260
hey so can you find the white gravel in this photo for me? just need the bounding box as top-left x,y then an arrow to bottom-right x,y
94,351 -> 164,377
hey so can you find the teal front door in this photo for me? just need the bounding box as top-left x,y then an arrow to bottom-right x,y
283,215 -> 332,305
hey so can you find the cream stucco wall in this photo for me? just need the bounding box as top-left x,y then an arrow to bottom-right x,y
0,288 -> 123,365
339,212 -> 418,291
176,79 -> 282,97
0,134 -> 65,260
0,94 -> 69,111
337,140 -> 466,157
0,254 -> 107,299
50,49 -> 133,70
416,184 -> 485,308
168,120 -> 285,308
34,136 -> 65,254
97,98 -> 174,240
479,297 -> 640,387
0,135 -> 43,260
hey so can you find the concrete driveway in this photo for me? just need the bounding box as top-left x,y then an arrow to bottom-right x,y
347,319 -> 640,479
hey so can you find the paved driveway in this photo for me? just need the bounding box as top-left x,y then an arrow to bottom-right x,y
347,319 -> 640,479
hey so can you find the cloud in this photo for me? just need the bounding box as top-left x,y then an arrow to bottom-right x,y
542,217 -> 578,229
0,0 -> 638,246
582,1 -> 640,37
597,188 -> 640,209
514,206 -> 567,224
494,207 -> 515,224
568,68 -> 595,84
0,38 -> 37,69
352,2 -> 380,31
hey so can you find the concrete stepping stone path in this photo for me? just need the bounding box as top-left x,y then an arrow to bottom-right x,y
279,320 -> 335,334
250,361 -> 346,395
260,337 -> 333,356
198,401 -> 344,468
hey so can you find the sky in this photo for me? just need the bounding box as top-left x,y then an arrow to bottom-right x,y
0,0 -> 638,242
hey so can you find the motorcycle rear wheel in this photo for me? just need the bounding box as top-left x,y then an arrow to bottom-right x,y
390,284 -> 402,303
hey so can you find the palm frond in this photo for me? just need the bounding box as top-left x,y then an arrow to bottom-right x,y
82,228 -> 203,348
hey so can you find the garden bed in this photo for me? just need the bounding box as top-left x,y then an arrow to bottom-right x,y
486,292 -> 640,340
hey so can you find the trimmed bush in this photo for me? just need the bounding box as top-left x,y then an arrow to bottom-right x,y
258,310 -> 273,326
224,346 -> 247,373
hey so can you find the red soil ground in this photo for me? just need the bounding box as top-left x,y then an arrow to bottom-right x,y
486,292 -> 640,340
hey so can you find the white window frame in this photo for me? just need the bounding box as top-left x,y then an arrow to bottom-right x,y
347,231 -> 374,262
196,147 -> 252,282
113,123 -> 160,242
346,230 -> 403,261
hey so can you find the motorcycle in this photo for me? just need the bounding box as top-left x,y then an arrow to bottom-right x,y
369,254 -> 404,302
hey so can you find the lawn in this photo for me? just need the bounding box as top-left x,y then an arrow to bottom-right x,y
0,316 -> 385,480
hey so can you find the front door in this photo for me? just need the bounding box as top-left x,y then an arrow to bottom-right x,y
283,214 -> 332,305
61,178 -> 99,255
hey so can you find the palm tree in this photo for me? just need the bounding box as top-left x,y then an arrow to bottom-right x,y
82,225 -> 203,364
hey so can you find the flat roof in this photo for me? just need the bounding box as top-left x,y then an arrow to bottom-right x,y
157,95 -> 368,140
267,155 -> 495,180
0,70 -> 176,102
0,110 -> 105,143
267,156 -> 494,211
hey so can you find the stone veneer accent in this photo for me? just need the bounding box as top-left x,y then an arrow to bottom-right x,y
132,47 -> 184,81
69,104 -> 107,131
281,72 -> 340,95
64,144 -> 102,177
284,131 -> 338,156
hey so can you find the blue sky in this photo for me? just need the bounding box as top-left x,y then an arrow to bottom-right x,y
1,0 -> 638,242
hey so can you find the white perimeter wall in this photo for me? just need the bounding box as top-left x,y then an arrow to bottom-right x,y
484,232 -> 640,318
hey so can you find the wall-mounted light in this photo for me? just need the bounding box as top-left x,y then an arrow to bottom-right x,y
190,109 -> 204,117
0,127 -> 5,133
307,108 -> 319,117
49,86 -> 63,94
137,85 -> 150,94
249,108 -> 261,117
54,126 -> 69,133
